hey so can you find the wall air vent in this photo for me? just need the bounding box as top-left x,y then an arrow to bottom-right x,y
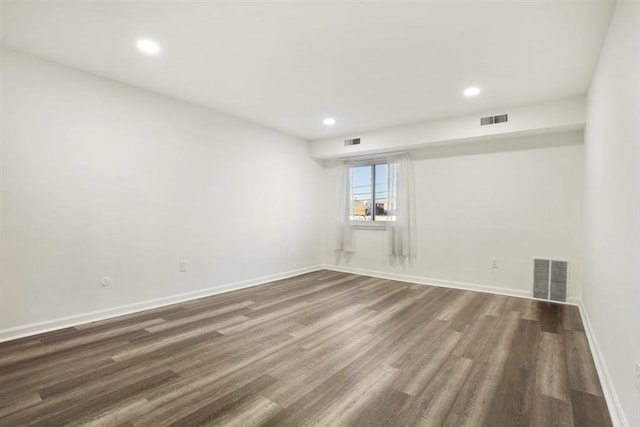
480,114 -> 508,126
481,116 -> 494,126
533,258 -> 568,302
344,138 -> 361,146
494,114 -> 508,124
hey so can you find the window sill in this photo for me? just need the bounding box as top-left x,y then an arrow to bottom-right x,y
349,221 -> 389,230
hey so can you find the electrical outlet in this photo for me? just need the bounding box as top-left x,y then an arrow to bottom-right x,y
492,259 -> 499,269
636,360 -> 640,394
180,260 -> 188,272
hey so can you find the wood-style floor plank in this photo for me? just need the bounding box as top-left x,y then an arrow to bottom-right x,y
482,318 -> 540,426
0,270 -> 612,426
536,331 -> 571,402
396,355 -> 474,426
532,395 -> 574,427
564,329 -> 604,396
442,310 -> 521,427
571,389 -> 613,427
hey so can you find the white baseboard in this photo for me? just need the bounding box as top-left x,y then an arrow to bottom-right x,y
577,301 -> 629,427
323,264 -> 583,307
323,264 -> 534,300
0,265 -> 323,343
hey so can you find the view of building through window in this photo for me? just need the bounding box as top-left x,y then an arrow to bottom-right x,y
350,163 -> 395,221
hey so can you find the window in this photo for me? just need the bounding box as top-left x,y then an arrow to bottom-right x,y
349,162 -> 396,222
337,154 -> 414,255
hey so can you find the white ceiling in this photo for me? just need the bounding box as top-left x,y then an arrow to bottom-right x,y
1,1 -> 614,140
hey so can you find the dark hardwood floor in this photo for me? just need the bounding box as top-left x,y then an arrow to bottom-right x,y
0,270 -> 612,426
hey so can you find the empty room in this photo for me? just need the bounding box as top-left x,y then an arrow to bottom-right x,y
0,1 -> 638,426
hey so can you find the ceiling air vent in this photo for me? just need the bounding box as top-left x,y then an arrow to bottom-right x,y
480,114 -> 508,126
344,138 -> 361,146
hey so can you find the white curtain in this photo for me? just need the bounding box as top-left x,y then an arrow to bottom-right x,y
335,160 -> 354,252
387,154 -> 416,257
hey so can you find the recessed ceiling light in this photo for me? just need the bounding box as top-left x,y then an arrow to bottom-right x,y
137,39 -> 160,55
323,117 -> 336,126
463,86 -> 481,97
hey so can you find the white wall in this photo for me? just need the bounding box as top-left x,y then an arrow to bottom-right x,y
322,133 -> 584,300
0,49 -> 322,335
583,1 -> 640,425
